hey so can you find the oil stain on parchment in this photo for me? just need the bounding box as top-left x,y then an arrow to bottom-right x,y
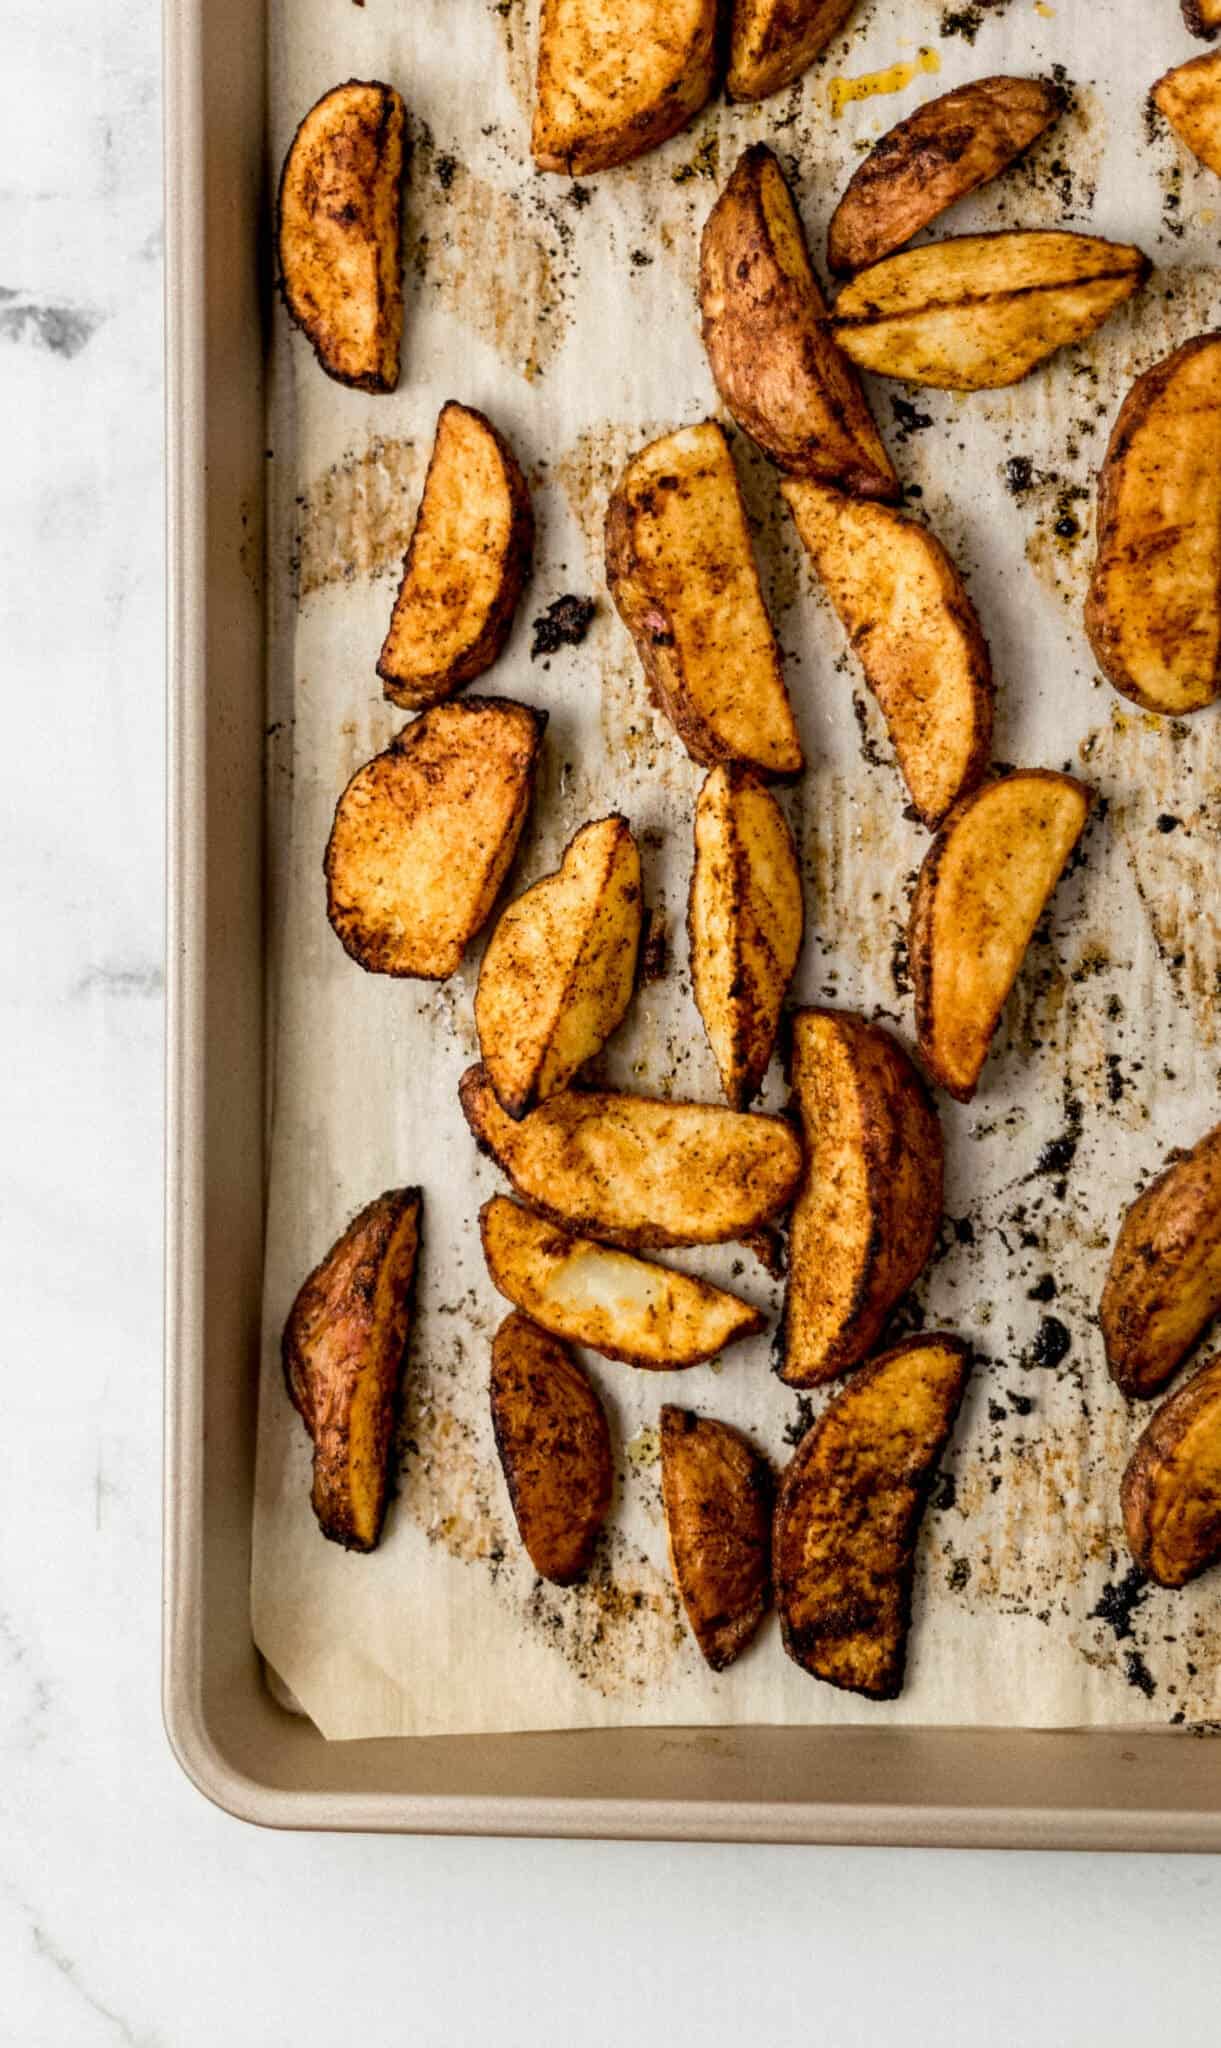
293,435 -> 424,602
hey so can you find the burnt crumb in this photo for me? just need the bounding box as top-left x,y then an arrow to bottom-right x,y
940,5 -> 984,39
1027,1273 -> 1057,1302
782,1395 -> 816,1448
1105,1053 -> 1127,1104
889,925 -> 911,997
1124,1650 -> 1157,1699
1007,1389 -> 1034,1416
947,1556 -> 971,1592
530,594 -> 595,658
890,395 -> 934,439
1004,455 -> 1035,495
1026,1315 -> 1071,1371
931,1470 -> 958,1512
954,1215 -> 976,1246
639,908 -> 667,982
988,1399 -> 1007,1424
671,134 -> 719,184
568,182 -> 592,208
851,692 -> 888,769
1155,813 -> 1182,834
629,248 -> 654,268
434,153 -> 458,190
1031,1095 -> 1083,1184
1090,1566 -> 1150,1642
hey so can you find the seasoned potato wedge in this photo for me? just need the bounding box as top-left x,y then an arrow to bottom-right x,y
605,421 -> 803,779
479,1196 -> 764,1368
826,76 -> 1065,277
1099,1121 -> 1221,1399
910,771 -> 1092,1102
490,1312 -> 612,1583
1185,0 -> 1221,38
277,81 -> 406,393
727,0 -> 857,103
832,232 -> 1150,391
1154,52 -> 1221,177
282,1188 -> 421,1551
660,1406 -> 773,1668
378,404 -> 533,710
532,0 -> 717,175
475,816 -> 641,1120
773,1335 -> 971,1697
325,698 -> 546,980
783,480 -> 993,829
1084,334 -> 1221,715
1121,1354 -> 1221,1587
700,147 -> 898,498
688,765 -> 804,1110
461,1064 -> 802,1248
781,1011 -> 943,1388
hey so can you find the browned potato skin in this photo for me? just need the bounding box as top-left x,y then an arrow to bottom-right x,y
490,1313 -> 612,1584
700,147 -> 898,498
1121,1353 -> 1221,1587
1100,1122 -> 1221,1399
1153,52 -> 1221,177
282,1189 -> 422,1551
532,0 -> 718,175
827,76 -> 1065,277
728,0 -> 857,103
773,1334 -> 971,1697
660,1406 -> 773,1669
277,81 -> 405,394
1185,0 -> 1221,40
780,1011 -> 944,1388
378,403 -> 533,710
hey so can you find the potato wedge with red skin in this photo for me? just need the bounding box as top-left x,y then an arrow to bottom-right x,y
277,81 -> 405,393
378,404 -> 533,710
490,1313 -> 612,1584
661,1406 -> 773,1669
826,76 -> 1065,278
781,1011 -> 943,1389
282,1189 -> 422,1551
1184,0 -> 1221,42
460,1064 -> 802,1249
1121,1353 -> 1221,1588
909,771 -> 1092,1102
479,1197 -> 764,1368
783,479 -> 993,829
727,0 -> 857,103
532,0 -> 717,175
700,147 -> 898,498
1154,52 -> 1221,178
1100,1121 -> 1221,1399
773,1335 -> 971,1697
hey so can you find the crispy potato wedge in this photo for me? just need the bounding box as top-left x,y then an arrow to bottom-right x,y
909,770 -> 1092,1102
325,698 -> 546,980
1084,334 -> 1221,715
1185,0 -> 1221,41
832,231 -> 1151,391
377,403 -> 533,710
277,81 -> 405,393
479,1196 -> 764,1368
282,1188 -> 421,1551
773,1334 -> 971,1696
461,1064 -> 802,1249
780,1011 -> 943,1388
700,147 -> 898,498
605,421 -> 804,779
660,1406 -> 773,1668
490,1312 -> 612,1583
1154,51 -> 1221,177
532,0 -> 717,175
475,815 -> 641,1120
688,764 -> 804,1111
826,76 -> 1065,277
1121,1353 -> 1221,1587
1099,1121 -> 1221,1400
782,480 -> 993,829
727,0 -> 857,102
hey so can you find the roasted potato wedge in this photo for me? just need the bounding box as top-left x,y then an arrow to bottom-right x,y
700,147 -> 898,498
688,764 -> 804,1111
605,421 -> 804,779
325,698 -> 546,980
832,231 -> 1151,391
1185,0 -> 1221,42
1099,1121 -> 1221,1400
826,76 -> 1065,277
277,81 -> 406,393
1154,51 -> 1221,177
782,480 -> 993,829
461,1064 -> 802,1249
490,1312 -> 612,1583
909,770 -> 1092,1102
479,1196 -> 764,1368
780,1011 -> 943,1388
475,815 -> 641,1120
660,1406 -> 773,1668
532,0 -> 717,175
1084,334 -> 1221,715
282,1188 -> 421,1551
773,1334 -> 971,1697
727,0 -> 857,103
377,403 -> 533,710
1121,1353 -> 1221,1587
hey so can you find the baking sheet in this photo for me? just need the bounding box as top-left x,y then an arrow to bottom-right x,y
252,0 -> 1221,1740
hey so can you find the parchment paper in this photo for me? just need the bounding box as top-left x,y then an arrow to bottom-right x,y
253,0 -> 1221,1739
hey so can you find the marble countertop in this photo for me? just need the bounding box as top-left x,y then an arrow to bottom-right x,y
1,3 -> 1218,2042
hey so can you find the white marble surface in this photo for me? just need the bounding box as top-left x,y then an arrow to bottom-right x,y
1,3 -> 1219,2042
